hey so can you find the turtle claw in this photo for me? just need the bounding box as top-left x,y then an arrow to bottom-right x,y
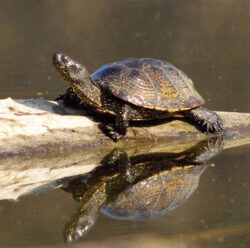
203,113 -> 224,134
187,107 -> 224,134
187,136 -> 224,164
102,124 -> 124,142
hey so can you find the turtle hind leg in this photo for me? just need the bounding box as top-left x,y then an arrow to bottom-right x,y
185,107 -> 224,133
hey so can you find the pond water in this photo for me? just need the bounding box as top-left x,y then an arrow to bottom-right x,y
0,142 -> 249,247
0,1 -> 249,248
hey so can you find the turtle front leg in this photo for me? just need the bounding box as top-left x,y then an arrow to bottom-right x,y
105,104 -> 131,141
185,107 -> 224,133
185,136 -> 224,164
103,149 -> 135,183
55,87 -> 80,107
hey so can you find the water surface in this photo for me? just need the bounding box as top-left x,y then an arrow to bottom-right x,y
0,1 -> 249,247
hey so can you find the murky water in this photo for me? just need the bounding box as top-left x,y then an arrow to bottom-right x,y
0,141 -> 249,247
0,1 -> 249,247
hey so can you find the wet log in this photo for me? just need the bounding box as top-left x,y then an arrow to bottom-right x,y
0,98 -> 249,200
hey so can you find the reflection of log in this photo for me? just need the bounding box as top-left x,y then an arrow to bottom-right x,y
0,97 -> 249,200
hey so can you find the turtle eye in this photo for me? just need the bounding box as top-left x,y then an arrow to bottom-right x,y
68,63 -> 80,73
60,54 -> 71,64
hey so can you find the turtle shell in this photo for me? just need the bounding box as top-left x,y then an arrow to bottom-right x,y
101,165 -> 207,220
91,58 -> 205,111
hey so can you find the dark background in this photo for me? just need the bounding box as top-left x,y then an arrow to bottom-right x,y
0,0 -> 249,112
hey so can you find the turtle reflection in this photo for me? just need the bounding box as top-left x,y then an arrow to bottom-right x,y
62,136 -> 223,242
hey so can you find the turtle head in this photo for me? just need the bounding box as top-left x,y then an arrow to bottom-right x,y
53,53 -> 102,109
53,53 -> 90,83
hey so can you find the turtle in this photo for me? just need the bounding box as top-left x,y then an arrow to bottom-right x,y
53,53 -> 224,141
62,136 -> 223,241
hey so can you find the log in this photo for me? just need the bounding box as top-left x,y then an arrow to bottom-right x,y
0,98 -> 249,200
1,97 -> 250,155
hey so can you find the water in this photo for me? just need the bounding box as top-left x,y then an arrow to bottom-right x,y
0,1 -> 249,247
0,141 -> 249,247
